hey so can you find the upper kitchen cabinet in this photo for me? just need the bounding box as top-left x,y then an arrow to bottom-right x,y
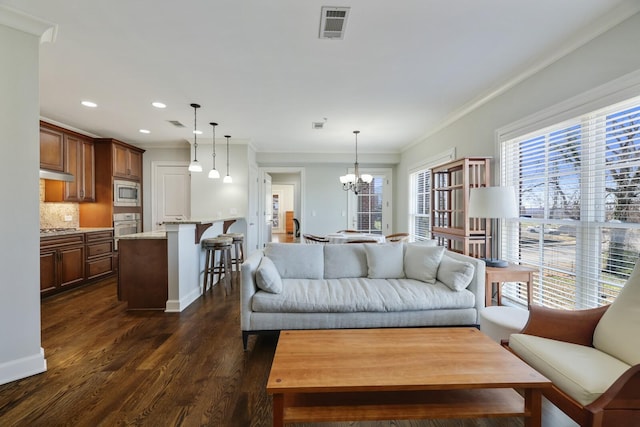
112,141 -> 142,181
39,125 -> 65,172
42,122 -> 96,203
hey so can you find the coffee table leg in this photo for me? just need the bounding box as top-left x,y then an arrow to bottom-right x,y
524,388 -> 542,427
272,393 -> 284,427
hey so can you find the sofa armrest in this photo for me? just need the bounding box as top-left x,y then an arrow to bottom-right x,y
586,364 -> 640,417
444,250 -> 486,323
240,250 -> 263,331
519,304 -> 609,347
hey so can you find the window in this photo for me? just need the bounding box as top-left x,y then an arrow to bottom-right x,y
409,169 -> 431,241
347,169 -> 392,234
408,150 -> 455,242
501,97 -> 640,309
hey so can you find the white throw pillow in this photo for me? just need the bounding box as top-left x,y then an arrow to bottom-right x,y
404,245 -> 445,284
256,257 -> 283,293
437,255 -> 475,291
364,243 -> 405,279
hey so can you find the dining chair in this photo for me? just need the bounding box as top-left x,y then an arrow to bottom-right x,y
303,234 -> 329,244
385,232 -> 410,243
346,239 -> 378,244
337,229 -> 359,233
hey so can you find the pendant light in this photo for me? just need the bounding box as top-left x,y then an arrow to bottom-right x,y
188,103 -> 203,172
208,122 -> 220,179
223,135 -> 232,183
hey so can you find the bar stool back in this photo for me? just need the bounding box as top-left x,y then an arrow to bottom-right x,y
201,236 -> 233,295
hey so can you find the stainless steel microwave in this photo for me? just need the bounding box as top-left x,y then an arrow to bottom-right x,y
114,179 -> 140,207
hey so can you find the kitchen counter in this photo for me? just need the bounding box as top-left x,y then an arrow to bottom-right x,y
114,217 -> 247,313
118,230 -> 166,240
40,227 -> 113,238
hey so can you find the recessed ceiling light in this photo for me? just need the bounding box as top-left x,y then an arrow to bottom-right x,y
152,102 -> 166,109
193,130 -> 203,135
139,129 -> 151,134
81,101 -> 97,108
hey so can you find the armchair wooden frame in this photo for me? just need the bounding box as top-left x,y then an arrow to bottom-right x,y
505,305 -> 640,427
385,232 -> 410,242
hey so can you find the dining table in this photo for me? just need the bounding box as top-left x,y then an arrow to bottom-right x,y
326,232 -> 386,244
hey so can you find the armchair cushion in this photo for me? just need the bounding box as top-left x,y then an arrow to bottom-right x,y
510,333 -> 631,406
593,260 -> 640,366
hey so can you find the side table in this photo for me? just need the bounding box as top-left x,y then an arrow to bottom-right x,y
485,264 -> 535,307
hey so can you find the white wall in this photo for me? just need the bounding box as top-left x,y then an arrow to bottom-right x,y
396,11 -> 640,233
190,143 -> 249,219
0,9 -> 50,385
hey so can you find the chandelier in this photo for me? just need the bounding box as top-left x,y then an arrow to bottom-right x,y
339,130 -> 372,195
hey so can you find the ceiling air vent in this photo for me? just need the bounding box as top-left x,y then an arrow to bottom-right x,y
312,121 -> 325,129
319,7 -> 350,40
167,120 -> 185,128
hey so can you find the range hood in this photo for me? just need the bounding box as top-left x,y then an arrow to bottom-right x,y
39,169 -> 74,182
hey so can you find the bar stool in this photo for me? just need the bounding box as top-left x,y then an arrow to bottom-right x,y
219,233 -> 244,272
201,236 -> 233,295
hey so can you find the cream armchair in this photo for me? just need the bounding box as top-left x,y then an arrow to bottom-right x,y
507,262 -> 640,427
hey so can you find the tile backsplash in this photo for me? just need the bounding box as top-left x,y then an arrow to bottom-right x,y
39,179 -> 80,229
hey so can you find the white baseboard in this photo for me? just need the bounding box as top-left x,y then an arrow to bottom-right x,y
165,287 -> 201,313
0,347 -> 47,386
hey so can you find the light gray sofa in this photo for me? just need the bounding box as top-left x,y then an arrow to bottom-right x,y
241,242 -> 486,349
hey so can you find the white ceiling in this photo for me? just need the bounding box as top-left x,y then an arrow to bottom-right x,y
3,0 -> 637,154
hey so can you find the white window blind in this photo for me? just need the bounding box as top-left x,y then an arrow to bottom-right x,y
501,96 -> 640,309
410,169 -> 431,241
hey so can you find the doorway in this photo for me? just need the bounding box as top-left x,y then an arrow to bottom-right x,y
258,167 -> 304,248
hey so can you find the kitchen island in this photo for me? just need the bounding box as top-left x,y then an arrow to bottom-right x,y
118,217 -> 246,312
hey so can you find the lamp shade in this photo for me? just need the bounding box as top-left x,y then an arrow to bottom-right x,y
468,186 -> 518,219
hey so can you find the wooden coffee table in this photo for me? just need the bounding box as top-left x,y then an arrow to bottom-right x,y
267,328 -> 551,426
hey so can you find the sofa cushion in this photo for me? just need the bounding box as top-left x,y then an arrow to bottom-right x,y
324,244 -> 368,278
404,244 -> 445,284
252,277 -> 475,313
437,255 -> 475,291
510,333 -> 630,406
264,243 -> 324,279
364,243 -> 405,279
256,257 -> 283,294
593,259 -> 640,366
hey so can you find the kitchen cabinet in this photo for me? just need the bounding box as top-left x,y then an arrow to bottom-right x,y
112,142 -> 142,181
85,230 -> 115,280
41,122 -> 96,203
64,136 -> 95,202
40,234 -> 85,296
80,139 -> 144,229
39,125 -> 65,172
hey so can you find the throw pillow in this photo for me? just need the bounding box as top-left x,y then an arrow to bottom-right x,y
404,245 -> 445,283
437,255 -> 475,291
256,257 -> 283,294
364,243 -> 405,279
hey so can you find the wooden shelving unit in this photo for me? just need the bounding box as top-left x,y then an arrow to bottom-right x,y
431,157 -> 491,258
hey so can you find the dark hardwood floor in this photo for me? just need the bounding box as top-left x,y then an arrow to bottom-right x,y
0,274 -> 577,427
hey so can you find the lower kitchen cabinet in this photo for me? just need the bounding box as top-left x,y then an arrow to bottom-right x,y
40,229 -> 115,297
85,230 -> 115,280
40,234 -> 85,295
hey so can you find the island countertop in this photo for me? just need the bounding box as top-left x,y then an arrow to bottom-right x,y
162,216 -> 243,225
118,231 -> 167,240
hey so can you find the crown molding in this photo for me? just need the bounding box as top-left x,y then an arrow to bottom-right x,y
0,5 -> 57,43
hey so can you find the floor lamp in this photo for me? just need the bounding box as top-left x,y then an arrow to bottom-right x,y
468,186 -> 518,268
